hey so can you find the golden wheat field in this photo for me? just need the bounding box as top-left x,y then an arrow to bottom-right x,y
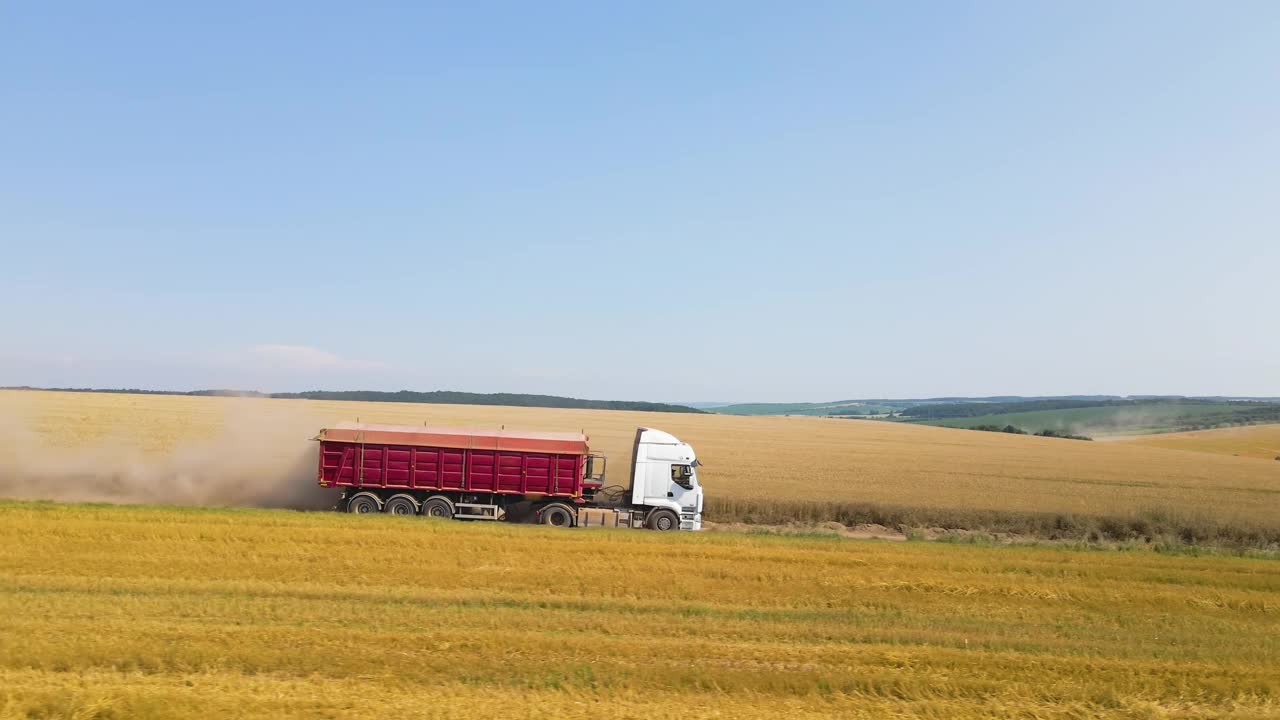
3,390 -> 1279,533
0,501 -> 1277,719
1113,424 -> 1280,462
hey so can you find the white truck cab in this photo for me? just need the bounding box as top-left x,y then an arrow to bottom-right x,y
629,427 -> 704,531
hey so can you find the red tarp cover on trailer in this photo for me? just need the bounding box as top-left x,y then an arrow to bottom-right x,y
317,422 -> 590,456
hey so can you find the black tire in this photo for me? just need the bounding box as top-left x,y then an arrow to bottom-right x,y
346,493 -> 380,514
384,495 -> 417,516
647,509 -> 679,531
539,504 -> 575,527
420,496 -> 454,520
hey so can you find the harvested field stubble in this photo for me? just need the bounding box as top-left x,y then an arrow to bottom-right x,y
0,501 -> 1277,719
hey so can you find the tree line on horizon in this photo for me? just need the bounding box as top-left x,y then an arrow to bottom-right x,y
4,387 -> 706,414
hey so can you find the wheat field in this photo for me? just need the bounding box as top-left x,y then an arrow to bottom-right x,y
1113,424 -> 1280,462
2,390 -> 1279,534
0,501 -> 1276,719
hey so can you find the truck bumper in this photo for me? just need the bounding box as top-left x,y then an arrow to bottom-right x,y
680,512 -> 702,531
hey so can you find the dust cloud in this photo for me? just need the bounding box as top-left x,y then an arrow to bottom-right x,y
0,401 -> 334,511
1070,408 -> 1170,438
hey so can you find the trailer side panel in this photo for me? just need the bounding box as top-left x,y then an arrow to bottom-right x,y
319,441 -> 587,498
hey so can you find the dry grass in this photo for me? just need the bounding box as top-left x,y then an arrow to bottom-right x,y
1113,423 -> 1280,461
0,500 -> 1277,719
4,390 -> 1278,536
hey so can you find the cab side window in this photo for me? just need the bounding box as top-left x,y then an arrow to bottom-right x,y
671,464 -> 694,489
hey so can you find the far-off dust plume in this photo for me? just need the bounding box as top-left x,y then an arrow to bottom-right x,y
0,401 -> 334,510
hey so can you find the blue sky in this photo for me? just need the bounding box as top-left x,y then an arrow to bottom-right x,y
2,1 -> 1277,401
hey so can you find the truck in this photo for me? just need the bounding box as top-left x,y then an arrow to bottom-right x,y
315,422 -> 704,531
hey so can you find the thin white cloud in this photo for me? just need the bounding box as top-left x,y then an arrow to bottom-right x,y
248,344 -> 390,372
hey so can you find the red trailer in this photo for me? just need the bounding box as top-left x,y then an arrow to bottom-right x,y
316,422 -> 604,523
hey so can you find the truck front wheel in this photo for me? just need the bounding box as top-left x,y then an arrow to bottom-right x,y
647,509 -> 679,531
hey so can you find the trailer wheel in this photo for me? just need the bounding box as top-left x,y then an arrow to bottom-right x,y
539,503 -> 575,528
647,509 -> 679,531
420,496 -> 454,520
383,495 -> 417,516
346,492 -> 380,515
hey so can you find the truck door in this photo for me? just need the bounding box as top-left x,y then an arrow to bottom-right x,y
666,462 -> 700,515
640,459 -> 685,508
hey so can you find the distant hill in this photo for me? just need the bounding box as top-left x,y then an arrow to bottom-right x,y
713,401 -> 900,416
4,387 -> 706,414
711,395 -> 1280,435
271,390 -> 705,414
713,395 -> 1280,417
901,399 -> 1280,436
712,396 -> 1124,417
899,398 -> 1136,419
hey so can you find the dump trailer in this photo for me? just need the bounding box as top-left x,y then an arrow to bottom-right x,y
315,423 -> 703,531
